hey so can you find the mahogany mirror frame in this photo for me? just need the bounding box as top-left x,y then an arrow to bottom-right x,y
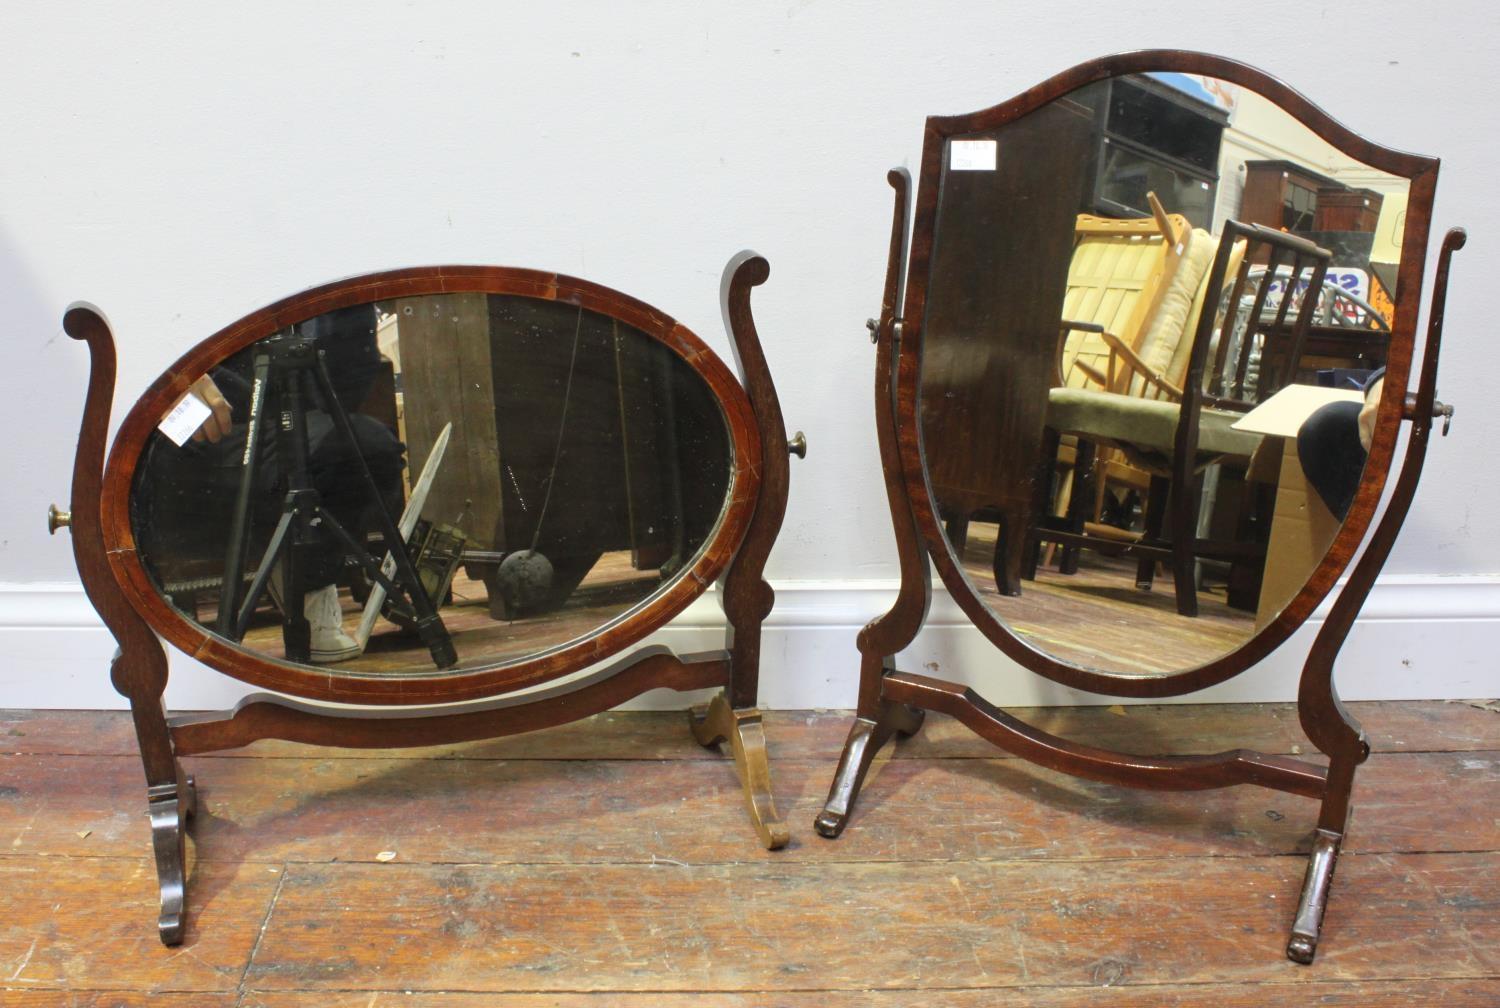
58,254 -> 799,945
102,265 -> 764,705
817,50 -> 1465,964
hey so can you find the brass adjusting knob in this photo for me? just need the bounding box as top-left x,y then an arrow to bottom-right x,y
48,504 -> 72,535
787,432 -> 808,459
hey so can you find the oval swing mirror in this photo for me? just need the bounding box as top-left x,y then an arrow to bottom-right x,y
906,59 -> 1434,687
103,269 -> 757,703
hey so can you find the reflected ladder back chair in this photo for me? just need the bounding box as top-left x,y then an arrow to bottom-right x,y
1044,233 -> 1247,573
1043,193 -> 1191,566
1040,221 -> 1332,617
1041,200 -> 1225,572
1210,227 -> 1333,405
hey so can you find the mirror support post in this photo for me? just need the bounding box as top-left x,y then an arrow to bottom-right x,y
1289,225 -> 1465,963
696,249 -> 796,850
818,169 -> 932,839
62,304 -> 196,946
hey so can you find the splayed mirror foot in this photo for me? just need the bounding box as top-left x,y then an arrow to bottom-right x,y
816,698 -> 925,839
147,774 -> 195,946
1286,828 -> 1342,964
691,692 -> 789,850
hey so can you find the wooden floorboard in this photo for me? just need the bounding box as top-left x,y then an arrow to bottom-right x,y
240,854 -> 1500,992
7,700 -> 1499,759
0,856 -> 280,992
0,706 -> 1496,1002
230,980 -> 1500,1007
12,981 -> 1500,1006
959,521 -> 1259,674
4,751 -> 1498,864
234,558 -> 661,676
2,995 -> 240,1007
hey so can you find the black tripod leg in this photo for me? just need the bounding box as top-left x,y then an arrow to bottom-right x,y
317,508 -> 410,599
310,353 -> 456,668
317,507 -> 455,666
231,506 -> 296,642
217,352 -> 274,634
279,508 -> 312,662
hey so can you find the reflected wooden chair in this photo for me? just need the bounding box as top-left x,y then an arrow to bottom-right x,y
1042,194 -> 1209,571
946,204 -> 1192,583
1037,221 -> 1332,616
1043,229 -> 1247,572
1056,193 -> 1192,392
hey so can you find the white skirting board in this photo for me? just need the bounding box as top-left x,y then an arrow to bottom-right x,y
0,575 -> 1495,711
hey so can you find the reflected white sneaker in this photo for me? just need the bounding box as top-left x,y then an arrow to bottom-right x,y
304,584 -> 361,663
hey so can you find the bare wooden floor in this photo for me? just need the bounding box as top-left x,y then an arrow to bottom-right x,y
959,520 -> 1256,672
2,702 -> 1499,1005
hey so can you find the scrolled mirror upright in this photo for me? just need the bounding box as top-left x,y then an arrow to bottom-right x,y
56,257 -> 802,944
818,51 -> 1463,963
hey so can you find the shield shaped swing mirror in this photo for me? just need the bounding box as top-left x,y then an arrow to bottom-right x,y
56,257 -> 801,944
818,51 -> 1464,964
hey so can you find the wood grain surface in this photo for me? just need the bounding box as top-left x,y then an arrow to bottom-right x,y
1,706 -> 1496,1003
240,854 -> 1498,991
8,701 -> 1496,759
3,750 -> 1497,864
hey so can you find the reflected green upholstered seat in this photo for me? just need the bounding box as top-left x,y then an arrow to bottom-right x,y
1046,387 -> 1263,468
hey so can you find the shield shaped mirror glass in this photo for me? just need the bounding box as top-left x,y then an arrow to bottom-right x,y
919,72 -> 1409,675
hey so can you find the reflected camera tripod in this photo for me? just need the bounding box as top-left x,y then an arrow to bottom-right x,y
214,330 -> 457,669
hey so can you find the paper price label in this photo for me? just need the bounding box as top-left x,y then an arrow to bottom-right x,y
158,392 -> 212,446
950,139 -> 997,171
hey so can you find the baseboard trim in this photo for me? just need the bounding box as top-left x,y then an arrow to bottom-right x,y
2,575 -> 1495,710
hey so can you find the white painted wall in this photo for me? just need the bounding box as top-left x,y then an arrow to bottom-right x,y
3,1 -> 1497,708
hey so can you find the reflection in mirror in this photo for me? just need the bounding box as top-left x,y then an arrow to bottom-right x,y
130,293 -> 733,676
920,73 -> 1406,675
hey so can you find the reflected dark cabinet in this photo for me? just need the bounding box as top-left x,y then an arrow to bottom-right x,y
1315,185 -> 1383,232
1083,73 -> 1228,229
53,256 -> 801,945
922,96 -> 1095,594
398,292 -> 727,618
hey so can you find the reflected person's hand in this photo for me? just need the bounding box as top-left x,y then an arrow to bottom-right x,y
1357,377 -> 1383,452
186,374 -> 234,443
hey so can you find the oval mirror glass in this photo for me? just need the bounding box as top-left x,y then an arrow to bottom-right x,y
129,291 -> 733,677
918,72 -> 1409,675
